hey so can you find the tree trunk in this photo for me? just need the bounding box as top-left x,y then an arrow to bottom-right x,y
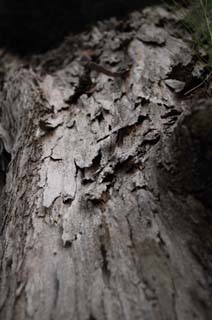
0,5 -> 212,320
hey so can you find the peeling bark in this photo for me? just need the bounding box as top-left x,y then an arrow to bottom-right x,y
0,5 -> 212,320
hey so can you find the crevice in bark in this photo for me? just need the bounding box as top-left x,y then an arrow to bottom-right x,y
99,222 -> 111,286
88,315 -> 97,320
100,242 -> 111,285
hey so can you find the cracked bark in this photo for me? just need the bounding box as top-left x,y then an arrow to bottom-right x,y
0,5 -> 212,320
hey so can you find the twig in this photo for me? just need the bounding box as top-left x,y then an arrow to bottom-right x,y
184,71 -> 212,95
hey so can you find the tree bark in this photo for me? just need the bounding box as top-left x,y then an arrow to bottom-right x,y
0,5 -> 212,320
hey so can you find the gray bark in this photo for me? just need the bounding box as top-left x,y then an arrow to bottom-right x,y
0,5 -> 212,320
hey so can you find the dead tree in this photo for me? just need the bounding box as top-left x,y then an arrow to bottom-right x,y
0,5 -> 212,320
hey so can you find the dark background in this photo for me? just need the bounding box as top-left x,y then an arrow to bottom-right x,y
0,0 -> 171,54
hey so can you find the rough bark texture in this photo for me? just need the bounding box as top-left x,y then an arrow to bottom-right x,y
0,5 -> 212,320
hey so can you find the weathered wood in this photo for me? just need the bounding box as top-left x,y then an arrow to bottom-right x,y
0,5 -> 211,320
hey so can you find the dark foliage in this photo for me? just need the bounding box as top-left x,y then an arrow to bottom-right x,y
0,0 -> 163,54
